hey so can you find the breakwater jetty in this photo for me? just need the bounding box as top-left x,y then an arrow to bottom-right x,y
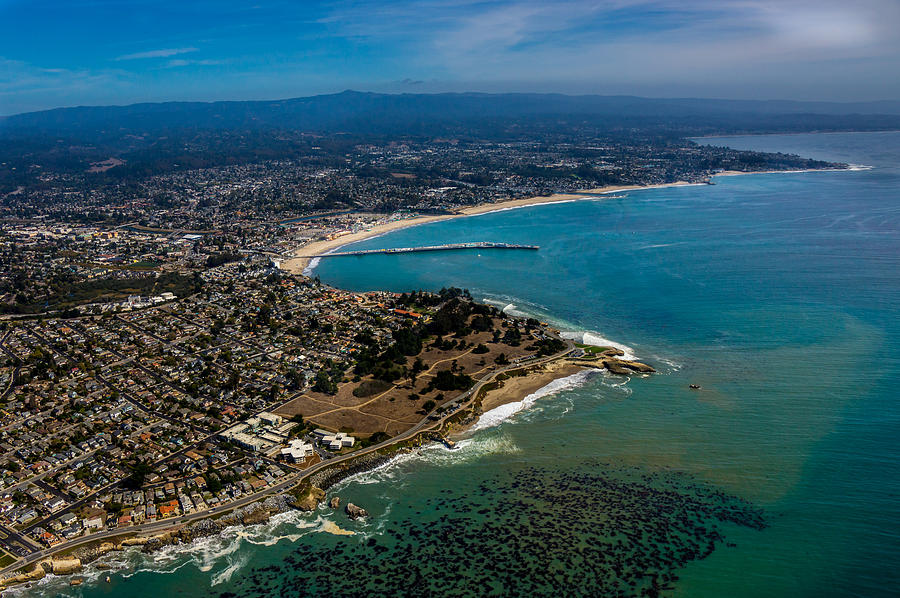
305,242 -> 539,258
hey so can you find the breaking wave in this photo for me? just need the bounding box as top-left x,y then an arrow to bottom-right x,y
302,256 -> 321,276
472,370 -> 597,431
560,330 -> 638,361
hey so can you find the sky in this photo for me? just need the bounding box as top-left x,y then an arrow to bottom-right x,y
1,0 -> 899,115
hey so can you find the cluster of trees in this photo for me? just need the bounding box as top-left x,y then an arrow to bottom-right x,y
529,337 -> 568,357
312,359 -> 345,395
205,251 -> 242,268
0,271 -> 197,315
430,369 -> 474,392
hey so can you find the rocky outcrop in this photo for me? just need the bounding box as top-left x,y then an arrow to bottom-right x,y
601,359 -> 632,375
50,557 -> 82,575
618,359 -> 655,373
120,537 -> 149,547
345,503 -> 368,520
143,495 -> 290,554
601,348 -> 625,357
0,564 -> 46,587
291,486 -> 326,511
329,496 -> 341,509
69,540 -> 123,566
602,358 -> 655,375
240,505 -> 272,525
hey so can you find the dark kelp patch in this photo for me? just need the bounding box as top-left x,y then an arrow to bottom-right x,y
221,462 -> 766,598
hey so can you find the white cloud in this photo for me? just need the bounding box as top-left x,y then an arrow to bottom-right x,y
164,58 -> 224,68
318,0 -> 900,99
115,47 -> 199,61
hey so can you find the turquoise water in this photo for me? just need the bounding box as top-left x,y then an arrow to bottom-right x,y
33,132 -> 900,597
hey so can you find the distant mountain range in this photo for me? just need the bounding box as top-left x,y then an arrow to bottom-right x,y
3,91 -> 900,136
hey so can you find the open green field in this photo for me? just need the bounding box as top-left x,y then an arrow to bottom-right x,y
575,342 -> 612,354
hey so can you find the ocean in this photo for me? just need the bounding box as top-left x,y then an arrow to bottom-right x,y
25,131 -> 900,597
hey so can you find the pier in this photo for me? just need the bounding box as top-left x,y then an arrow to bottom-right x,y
304,242 -> 539,258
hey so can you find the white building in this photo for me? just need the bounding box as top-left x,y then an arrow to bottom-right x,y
258,412 -> 283,427
280,439 -> 315,463
320,433 -> 355,451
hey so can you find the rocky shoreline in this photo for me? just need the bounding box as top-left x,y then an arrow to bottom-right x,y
0,449 -> 414,590
0,350 -> 654,591
137,495 -> 293,555
309,450 -> 402,492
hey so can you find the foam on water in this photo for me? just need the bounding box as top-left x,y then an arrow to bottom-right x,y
561,330 -> 638,361
302,256 -> 321,276
68,509 -> 328,591
329,429 -> 530,499
210,552 -> 250,586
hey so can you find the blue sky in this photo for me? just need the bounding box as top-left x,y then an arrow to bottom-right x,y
1,0 -> 899,115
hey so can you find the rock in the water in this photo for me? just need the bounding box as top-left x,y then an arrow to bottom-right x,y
601,359 -> 632,375
602,358 -> 655,375
345,503 -> 368,520
619,359 -> 655,373
330,496 -> 341,509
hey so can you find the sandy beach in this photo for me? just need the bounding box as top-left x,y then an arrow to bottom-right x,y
280,168 -> 846,276
280,183 -> 692,274
478,361 -> 586,414
440,360 -> 589,439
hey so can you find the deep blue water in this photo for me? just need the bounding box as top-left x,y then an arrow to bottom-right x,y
39,132 -> 900,598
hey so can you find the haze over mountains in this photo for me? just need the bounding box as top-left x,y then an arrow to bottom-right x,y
3,91 -> 900,136
3,90 -> 898,192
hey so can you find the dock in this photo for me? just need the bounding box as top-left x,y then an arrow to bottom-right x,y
304,242 -> 539,258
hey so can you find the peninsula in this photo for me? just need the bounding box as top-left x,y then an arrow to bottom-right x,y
0,267 -> 653,587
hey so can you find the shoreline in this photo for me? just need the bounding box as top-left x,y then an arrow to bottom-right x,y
281,167 -> 848,276
691,130 -> 900,139
281,183 -> 694,275
449,360 -> 589,437
0,339 -> 590,589
0,163 -> 857,590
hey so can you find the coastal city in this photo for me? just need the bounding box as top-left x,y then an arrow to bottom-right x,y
2,0 -> 899,594
0,110 -> 844,586
0,226 -> 659,587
